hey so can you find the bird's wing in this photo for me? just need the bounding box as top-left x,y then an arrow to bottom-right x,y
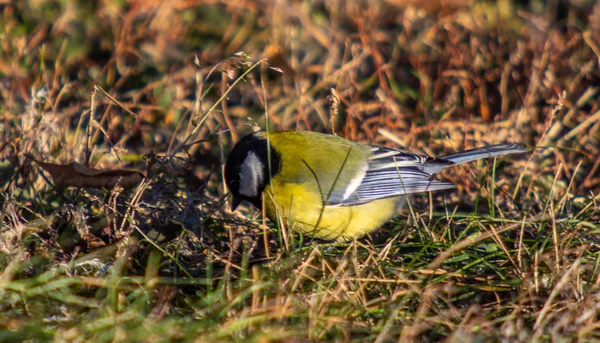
327,146 -> 456,206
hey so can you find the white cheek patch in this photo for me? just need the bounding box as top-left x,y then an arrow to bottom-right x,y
239,151 -> 264,197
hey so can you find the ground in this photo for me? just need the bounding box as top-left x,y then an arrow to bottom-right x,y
1,0 -> 600,342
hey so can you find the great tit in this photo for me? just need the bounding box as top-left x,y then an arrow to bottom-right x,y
224,130 -> 526,241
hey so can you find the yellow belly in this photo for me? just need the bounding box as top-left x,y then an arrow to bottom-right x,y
263,182 -> 402,241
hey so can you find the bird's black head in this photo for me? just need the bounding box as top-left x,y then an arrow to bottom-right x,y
224,132 -> 282,210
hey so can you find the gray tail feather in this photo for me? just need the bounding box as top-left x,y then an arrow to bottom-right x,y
438,144 -> 528,166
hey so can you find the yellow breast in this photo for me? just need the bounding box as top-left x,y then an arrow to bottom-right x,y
263,181 -> 401,241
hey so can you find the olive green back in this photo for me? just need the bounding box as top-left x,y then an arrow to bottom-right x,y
260,131 -> 372,203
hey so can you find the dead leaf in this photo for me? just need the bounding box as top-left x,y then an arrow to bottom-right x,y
263,44 -> 295,77
28,155 -> 145,189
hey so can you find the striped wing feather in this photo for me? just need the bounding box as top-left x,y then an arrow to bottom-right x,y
328,146 -> 456,206
326,143 -> 526,207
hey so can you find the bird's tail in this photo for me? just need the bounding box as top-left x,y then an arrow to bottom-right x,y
439,144 -> 528,166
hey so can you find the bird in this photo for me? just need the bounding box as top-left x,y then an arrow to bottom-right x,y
224,130 -> 527,241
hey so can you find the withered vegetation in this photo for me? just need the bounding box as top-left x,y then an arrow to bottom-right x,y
1,1 -> 599,342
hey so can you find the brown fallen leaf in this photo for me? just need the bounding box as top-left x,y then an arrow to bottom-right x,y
28,155 -> 145,189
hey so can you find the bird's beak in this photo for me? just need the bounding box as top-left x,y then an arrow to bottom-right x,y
230,196 -> 242,211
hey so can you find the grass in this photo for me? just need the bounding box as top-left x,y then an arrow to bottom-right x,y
1,0 -> 600,342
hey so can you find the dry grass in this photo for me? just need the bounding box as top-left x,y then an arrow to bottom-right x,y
1,0 -> 600,342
